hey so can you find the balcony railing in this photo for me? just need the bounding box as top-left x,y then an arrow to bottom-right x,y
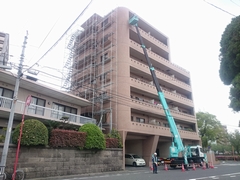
0,96 -> 96,125
130,58 -> 191,89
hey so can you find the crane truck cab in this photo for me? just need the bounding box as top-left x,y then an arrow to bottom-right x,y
188,145 -> 204,158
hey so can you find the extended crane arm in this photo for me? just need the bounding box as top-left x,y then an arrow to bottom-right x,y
129,15 -> 188,165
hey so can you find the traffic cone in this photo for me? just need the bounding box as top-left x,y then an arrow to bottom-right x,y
202,162 -> 206,170
150,165 -> 153,171
192,163 -> 196,170
181,164 -> 185,172
209,162 -> 214,169
164,164 -> 168,171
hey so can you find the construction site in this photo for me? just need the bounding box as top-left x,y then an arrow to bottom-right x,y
59,6 -> 201,165
61,10 -> 117,132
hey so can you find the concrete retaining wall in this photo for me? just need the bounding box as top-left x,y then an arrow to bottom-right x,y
0,144 -> 123,179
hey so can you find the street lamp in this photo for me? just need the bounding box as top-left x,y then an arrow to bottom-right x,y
0,32 -> 28,173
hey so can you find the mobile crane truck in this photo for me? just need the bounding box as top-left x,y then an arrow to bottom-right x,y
129,15 -> 209,170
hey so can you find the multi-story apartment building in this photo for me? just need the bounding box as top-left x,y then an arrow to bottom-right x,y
63,7 -> 201,166
0,69 -> 96,136
0,32 -> 9,67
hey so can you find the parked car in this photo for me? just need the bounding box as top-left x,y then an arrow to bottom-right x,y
125,154 -> 146,167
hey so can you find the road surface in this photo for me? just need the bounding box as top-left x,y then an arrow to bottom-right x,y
29,161 -> 240,180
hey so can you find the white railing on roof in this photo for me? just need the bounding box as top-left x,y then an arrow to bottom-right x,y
0,96 -> 96,125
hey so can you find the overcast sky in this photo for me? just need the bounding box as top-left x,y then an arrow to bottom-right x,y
1,0 -> 240,132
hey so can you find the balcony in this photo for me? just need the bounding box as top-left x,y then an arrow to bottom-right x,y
130,77 -> 193,107
0,96 -> 96,125
129,26 -> 169,53
128,121 -> 200,140
130,58 -> 191,92
130,97 -> 195,123
130,41 -> 190,77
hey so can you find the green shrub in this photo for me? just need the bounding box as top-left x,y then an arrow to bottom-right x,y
0,128 -> 6,143
106,129 -> 123,148
0,135 -> 5,143
12,119 -> 48,146
79,124 -> 106,150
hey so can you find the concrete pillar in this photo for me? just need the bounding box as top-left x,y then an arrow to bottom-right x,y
119,130 -> 127,170
142,135 -> 159,166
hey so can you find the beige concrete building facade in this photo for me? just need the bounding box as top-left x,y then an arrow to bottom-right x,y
65,7 -> 201,166
0,70 -> 96,133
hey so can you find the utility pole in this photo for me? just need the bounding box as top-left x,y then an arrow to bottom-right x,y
0,31 -> 28,173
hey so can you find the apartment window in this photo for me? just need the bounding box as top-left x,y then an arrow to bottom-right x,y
100,53 -> 108,62
0,87 -> 14,109
136,117 -> 145,123
28,96 -> 46,116
100,34 -> 111,46
101,18 -> 109,28
51,103 -> 77,120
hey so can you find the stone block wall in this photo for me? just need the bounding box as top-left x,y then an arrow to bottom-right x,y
0,144 -> 123,179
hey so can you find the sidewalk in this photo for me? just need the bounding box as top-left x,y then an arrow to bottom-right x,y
27,167 -> 150,180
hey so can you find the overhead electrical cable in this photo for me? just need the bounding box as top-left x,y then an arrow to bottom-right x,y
203,0 -> 236,17
230,0 -> 240,7
23,0 -> 93,74
26,16 -> 61,65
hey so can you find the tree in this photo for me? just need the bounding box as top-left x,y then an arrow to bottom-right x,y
219,15 -> 240,112
210,144 -> 231,154
228,130 -> 240,155
196,112 -> 227,150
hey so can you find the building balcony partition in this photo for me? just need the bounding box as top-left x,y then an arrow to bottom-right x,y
0,96 -> 96,125
130,58 -> 191,91
130,40 -> 190,77
129,26 -> 169,53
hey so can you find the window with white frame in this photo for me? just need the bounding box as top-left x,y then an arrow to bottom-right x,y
0,87 -> 14,109
28,96 -> 46,116
51,103 -> 77,121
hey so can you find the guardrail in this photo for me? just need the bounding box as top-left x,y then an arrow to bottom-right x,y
215,155 -> 240,161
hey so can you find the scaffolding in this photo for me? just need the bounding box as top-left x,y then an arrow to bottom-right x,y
61,10 -> 117,132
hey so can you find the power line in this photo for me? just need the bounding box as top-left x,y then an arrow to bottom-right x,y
26,16 -> 61,65
23,0 -> 93,74
203,0 -> 236,17
230,0 -> 240,7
